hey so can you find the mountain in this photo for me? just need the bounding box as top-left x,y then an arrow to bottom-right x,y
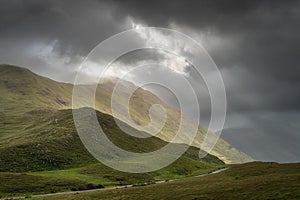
0,64 -> 228,198
0,64 -> 252,164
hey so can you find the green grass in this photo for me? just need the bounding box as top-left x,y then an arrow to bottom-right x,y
0,172 -> 87,198
30,159 -> 223,187
0,157 -> 223,198
32,162 -> 300,200
30,168 -> 111,185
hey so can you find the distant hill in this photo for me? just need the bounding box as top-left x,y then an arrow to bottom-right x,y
0,64 -> 253,164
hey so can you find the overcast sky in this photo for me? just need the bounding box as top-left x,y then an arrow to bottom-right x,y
1,0 -> 300,162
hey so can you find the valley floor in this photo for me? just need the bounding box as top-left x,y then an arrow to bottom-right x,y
3,162 -> 300,200
1,168 -> 228,200
0,162 -> 224,199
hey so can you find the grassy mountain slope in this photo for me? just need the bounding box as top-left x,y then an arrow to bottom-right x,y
35,162 -> 300,200
0,106 -> 224,197
0,108 -> 223,172
0,65 -> 72,111
0,64 -> 252,163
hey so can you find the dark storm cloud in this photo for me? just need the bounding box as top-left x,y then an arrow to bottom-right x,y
0,0 -> 127,55
110,0 -> 300,112
1,0 -> 299,88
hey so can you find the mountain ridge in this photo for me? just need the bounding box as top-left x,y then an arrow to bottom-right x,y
0,64 -> 253,164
